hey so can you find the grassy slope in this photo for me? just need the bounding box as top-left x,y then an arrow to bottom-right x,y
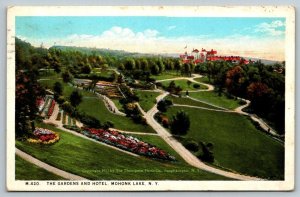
134,90 -> 161,112
166,95 -> 222,110
78,97 -> 156,133
193,76 -> 213,84
189,91 -> 241,110
151,71 -> 180,80
15,155 -> 65,180
165,106 -> 284,180
110,98 -> 124,112
16,123 -> 230,180
161,79 -> 207,91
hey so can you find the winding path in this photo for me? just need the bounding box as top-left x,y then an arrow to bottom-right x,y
157,74 -> 282,138
156,73 -> 214,92
138,73 -> 285,180
138,89 -> 263,180
34,72 -> 279,181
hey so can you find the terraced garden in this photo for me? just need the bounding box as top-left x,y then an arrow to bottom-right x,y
16,123 -> 230,180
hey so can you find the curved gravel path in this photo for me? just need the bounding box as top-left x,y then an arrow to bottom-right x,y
143,92 -> 263,181
140,74 -> 285,180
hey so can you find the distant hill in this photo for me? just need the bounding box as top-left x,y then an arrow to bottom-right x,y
50,45 -> 138,58
50,46 -> 165,59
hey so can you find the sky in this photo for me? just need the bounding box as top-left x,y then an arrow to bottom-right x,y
16,16 -> 286,61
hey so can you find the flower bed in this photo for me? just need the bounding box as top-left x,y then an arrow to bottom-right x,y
27,127 -> 60,145
81,128 -> 176,161
47,100 -> 55,118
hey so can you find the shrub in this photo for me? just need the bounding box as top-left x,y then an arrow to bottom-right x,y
155,82 -> 162,87
198,142 -> 214,163
162,117 -> 169,128
78,114 -> 102,128
154,113 -> 163,123
183,139 -> 199,152
103,121 -> 114,130
57,96 -> 65,105
61,101 -> 75,115
238,99 -> 247,105
157,99 -> 173,112
193,84 -> 200,89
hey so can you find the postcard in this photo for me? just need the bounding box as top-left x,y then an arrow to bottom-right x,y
7,6 -> 295,191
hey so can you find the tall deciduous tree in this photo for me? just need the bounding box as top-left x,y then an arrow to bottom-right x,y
16,71 -> 45,138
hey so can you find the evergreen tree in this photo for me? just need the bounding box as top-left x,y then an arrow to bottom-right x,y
170,110 -> 190,135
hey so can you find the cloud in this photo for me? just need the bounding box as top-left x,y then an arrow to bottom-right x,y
167,25 -> 176,30
255,20 -> 285,36
101,26 -> 158,39
19,26 -> 285,61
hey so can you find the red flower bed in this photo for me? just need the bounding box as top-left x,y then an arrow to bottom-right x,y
28,128 -> 60,144
47,100 -> 55,117
81,128 -> 175,161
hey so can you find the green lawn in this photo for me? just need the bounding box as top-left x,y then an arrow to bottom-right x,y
15,155 -> 65,180
189,91 -> 242,110
194,76 -> 213,84
78,97 -> 156,133
111,98 -> 124,112
16,123 -> 230,180
165,95 -> 222,110
165,106 -> 284,180
134,90 -> 161,112
152,71 -> 181,80
161,79 -> 207,91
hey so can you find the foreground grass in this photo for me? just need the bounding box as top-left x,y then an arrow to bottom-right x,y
134,90 -> 161,112
16,123 -> 230,180
161,79 -> 207,91
189,91 -> 242,110
15,155 -> 65,180
78,97 -> 156,133
165,106 -> 284,180
166,95 -> 222,110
